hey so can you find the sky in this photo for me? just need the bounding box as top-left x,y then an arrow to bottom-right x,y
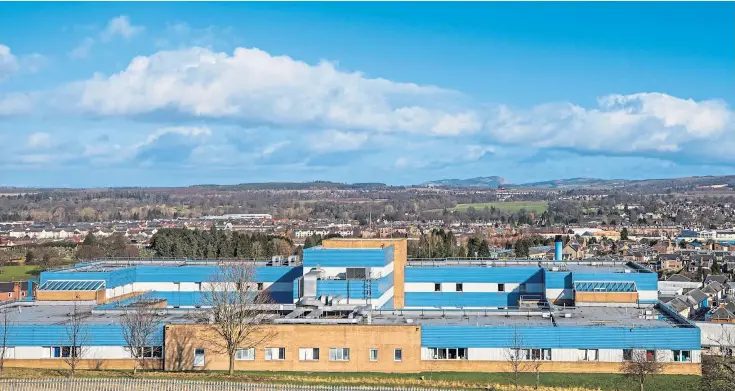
0,2 -> 734,188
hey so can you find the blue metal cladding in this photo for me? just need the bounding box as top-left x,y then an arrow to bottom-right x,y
406,292 -> 528,307
405,267 -> 543,284
315,273 -> 393,299
572,272 -> 658,291
95,289 -> 294,309
5,324 -> 164,346
303,247 -> 393,268
554,241 -> 563,261
41,265 -> 303,289
545,272 -> 572,289
421,325 -> 701,350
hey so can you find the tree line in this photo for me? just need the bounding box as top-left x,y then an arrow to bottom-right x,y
150,228 -> 295,259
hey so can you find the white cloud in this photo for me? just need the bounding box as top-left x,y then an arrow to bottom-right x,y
100,15 -> 145,41
136,125 -> 211,149
69,37 -> 95,59
484,93 -> 734,159
27,132 -> 52,149
69,46 -> 474,136
69,15 -> 144,59
0,44 -> 19,81
310,130 -> 370,153
261,141 -> 291,157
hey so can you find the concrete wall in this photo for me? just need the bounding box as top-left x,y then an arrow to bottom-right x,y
574,292 -> 638,303
164,324 -> 421,372
35,289 -> 105,302
164,323 -> 700,375
322,239 -> 407,309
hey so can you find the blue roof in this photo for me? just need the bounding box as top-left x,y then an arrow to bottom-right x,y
39,280 -> 105,291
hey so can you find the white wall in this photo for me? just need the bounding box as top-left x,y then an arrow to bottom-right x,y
12,346 -> 132,359
406,282 -> 543,293
418,347 -> 700,363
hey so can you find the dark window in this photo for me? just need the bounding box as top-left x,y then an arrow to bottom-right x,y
646,350 -> 656,362
434,283 -> 441,292
498,283 -> 505,292
456,283 -> 463,292
257,283 -> 264,290
623,349 -> 633,361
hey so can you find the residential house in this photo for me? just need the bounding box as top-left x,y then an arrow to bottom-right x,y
658,254 -> 683,272
562,242 -> 585,260
0,281 -> 28,302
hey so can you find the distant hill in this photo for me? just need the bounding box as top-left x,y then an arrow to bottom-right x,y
513,178 -> 630,189
419,175 -> 735,190
421,176 -> 509,188
189,181 -> 389,191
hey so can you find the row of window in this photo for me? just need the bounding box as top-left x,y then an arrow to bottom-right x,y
44,345 -> 163,359
170,282 -> 265,291
200,347 -> 403,366
426,348 -> 693,363
433,283 -> 525,292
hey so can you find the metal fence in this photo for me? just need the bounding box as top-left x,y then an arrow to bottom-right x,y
0,379 -> 453,391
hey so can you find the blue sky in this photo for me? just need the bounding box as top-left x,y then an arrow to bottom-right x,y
1,2 -> 733,187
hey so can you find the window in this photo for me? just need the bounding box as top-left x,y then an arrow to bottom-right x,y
1,347 -> 13,359
299,348 -> 320,361
646,350 -> 656,362
428,348 -> 468,360
528,348 -> 552,361
673,350 -> 691,362
257,283 -> 264,290
394,349 -> 403,362
51,346 -> 81,359
519,283 -> 527,293
434,283 -> 441,292
7,293 -> 11,298
456,283 -> 463,292
194,348 -> 205,367
265,347 -> 286,361
623,349 -> 633,361
329,348 -> 350,361
369,348 -> 378,362
135,346 -> 163,359
498,283 -> 505,292
236,348 -> 255,361
578,349 -> 598,361
195,282 -> 202,291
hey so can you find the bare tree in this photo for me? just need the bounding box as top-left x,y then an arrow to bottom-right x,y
201,262 -> 274,375
530,352 -> 543,390
63,300 -> 90,377
169,326 -> 196,371
0,308 -> 11,376
504,325 -> 531,391
120,299 -> 160,375
702,326 -> 735,391
620,350 -> 663,391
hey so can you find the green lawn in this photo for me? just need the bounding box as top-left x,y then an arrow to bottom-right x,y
0,265 -> 41,282
231,371 -> 698,391
430,201 -> 549,214
2,368 -> 702,391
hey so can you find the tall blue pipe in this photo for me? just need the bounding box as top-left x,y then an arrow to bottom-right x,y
554,236 -> 563,261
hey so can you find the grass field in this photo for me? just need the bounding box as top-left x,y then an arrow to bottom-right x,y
0,265 -> 41,282
429,201 -> 549,214
1,368 -> 701,391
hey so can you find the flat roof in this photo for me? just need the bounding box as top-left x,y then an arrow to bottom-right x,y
51,258 -> 302,273
406,258 -> 646,273
3,301 -> 689,329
